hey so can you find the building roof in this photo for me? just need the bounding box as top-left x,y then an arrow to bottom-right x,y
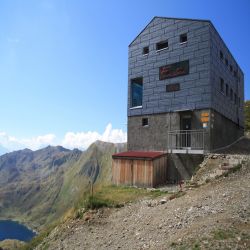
112,151 -> 167,160
129,16 -> 211,47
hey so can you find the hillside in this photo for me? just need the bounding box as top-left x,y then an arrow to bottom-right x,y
0,141 -> 126,231
34,153 -> 250,250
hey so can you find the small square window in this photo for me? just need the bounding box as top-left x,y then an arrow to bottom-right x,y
220,78 -> 224,93
143,46 -> 149,55
234,93 -> 237,104
225,58 -> 228,66
226,84 -> 229,96
180,33 -> 187,43
156,40 -> 168,51
220,51 -> 224,60
142,118 -> 148,127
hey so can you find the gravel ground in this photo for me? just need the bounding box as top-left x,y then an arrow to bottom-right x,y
36,155 -> 250,250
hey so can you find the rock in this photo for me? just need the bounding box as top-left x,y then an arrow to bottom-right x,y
159,199 -> 167,204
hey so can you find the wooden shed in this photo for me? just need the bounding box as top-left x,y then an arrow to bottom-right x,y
112,151 -> 167,188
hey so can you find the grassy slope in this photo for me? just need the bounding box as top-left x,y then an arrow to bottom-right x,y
0,141 -> 126,231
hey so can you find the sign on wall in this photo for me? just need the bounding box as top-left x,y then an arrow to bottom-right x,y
166,83 -> 180,92
159,60 -> 189,80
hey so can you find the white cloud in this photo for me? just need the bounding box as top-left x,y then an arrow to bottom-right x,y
0,123 -> 127,152
62,123 -> 127,150
0,132 -> 56,151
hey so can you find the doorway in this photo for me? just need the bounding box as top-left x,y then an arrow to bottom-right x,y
181,115 -> 192,148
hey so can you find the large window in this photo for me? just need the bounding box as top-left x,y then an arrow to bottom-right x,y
131,77 -> 143,108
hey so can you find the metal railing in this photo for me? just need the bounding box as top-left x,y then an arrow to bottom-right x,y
168,130 -> 207,152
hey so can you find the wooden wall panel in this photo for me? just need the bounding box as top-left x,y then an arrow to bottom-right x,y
112,155 -> 167,187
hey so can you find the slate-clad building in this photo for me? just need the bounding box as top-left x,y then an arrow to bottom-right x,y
127,17 -> 244,153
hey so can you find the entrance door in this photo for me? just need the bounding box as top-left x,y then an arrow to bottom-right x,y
181,117 -> 191,148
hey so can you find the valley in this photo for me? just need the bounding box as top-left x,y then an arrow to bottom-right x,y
0,141 -> 126,231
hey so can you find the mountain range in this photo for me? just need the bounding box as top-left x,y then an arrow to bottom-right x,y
0,145 -> 8,156
0,141 -> 126,230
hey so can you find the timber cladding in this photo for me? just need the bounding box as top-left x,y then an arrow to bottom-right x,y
112,153 -> 167,188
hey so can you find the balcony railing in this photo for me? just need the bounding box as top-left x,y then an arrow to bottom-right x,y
167,129 -> 207,154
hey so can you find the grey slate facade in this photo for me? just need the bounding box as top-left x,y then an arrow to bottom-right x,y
127,17 -> 244,152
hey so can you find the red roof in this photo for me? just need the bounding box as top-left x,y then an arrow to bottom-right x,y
112,151 -> 167,160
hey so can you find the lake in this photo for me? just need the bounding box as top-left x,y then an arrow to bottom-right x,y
0,220 -> 36,242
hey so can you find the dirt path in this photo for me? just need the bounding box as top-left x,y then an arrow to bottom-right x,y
36,157 -> 250,250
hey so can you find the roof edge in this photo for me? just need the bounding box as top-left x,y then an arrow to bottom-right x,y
129,16 -> 211,47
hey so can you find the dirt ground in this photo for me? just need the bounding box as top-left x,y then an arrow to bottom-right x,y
36,154 -> 250,250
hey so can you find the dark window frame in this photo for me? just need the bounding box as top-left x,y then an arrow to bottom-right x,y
225,58 -> 228,66
226,84 -> 229,96
131,77 -> 143,108
156,40 -> 168,51
142,118 -> 149,127
142,46 -> 149,55
220,78 -> 224,93
220,51 -> 224,60
180,33 -> 187,43
230,88 -> 233,101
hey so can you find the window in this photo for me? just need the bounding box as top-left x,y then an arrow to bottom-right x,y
225,58 -> 228,66
156,40 -> 168,51
131,77 -> 143,108
234,93 -> 237,104
142,46 -> 149,55
220,51 -> 224,60
180,33 -> 187,43
226,84 -> 229,96
238,97 -> 241,107
234,70 -> 237,77
142,118 -> 148,127
230,65 -> 233,72
230,88 -> 233,101
220,78 -> 224,93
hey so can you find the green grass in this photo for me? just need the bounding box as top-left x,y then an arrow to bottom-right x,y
213,229 -> 235,240
93,185 -> 166,205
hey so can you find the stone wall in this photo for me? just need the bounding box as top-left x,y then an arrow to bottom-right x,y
210,25 -> 244,127
128,17 -> 211,117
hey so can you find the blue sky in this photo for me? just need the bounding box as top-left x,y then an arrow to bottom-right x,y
0,0 -> 249,151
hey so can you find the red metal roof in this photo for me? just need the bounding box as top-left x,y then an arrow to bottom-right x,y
112,151 -> 167,160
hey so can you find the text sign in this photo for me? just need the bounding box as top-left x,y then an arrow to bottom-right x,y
166,83 -> 180,92
201,117 -> 209,122
201,112 -> 209,117
159,60 -> 189,80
